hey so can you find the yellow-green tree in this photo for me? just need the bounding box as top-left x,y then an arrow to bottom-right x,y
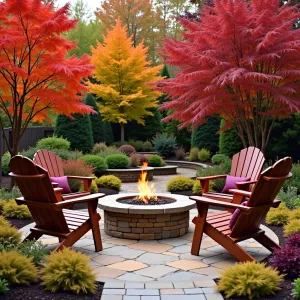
88,19 -> 162,144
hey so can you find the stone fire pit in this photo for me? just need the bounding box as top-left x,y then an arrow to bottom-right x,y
98,193 -> 195,240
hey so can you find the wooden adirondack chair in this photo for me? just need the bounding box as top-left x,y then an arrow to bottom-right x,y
9,155 -> 104,252
33,149 -> 92,200
190,157 -> 292,262
199,147 -> 265,202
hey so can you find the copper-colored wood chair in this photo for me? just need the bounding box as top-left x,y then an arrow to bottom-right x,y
33,149 -> 92,200
199,147 -> 265,202
190,157 -> 292,262
9,155 -> 104,252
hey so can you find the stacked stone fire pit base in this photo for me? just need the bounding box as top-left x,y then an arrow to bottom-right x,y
98,194 -> 195,240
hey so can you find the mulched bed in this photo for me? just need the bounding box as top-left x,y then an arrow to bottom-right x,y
0,175 -> 11,189
1,280 -> 104,300
9,217 -> 33,229
219,221 -> 294,300
4,215 -> 105,300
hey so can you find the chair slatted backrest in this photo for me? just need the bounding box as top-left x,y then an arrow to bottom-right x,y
33,149 -> 64,177
230,157 -> 292,238
9,155 -> 69,233
230,147 -> 265,181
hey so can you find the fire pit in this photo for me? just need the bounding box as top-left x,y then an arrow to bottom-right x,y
98,163 -> 195,240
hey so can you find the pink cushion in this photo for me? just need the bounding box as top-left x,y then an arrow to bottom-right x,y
222,175 -> 250,193
50,176 -> 72,194
229,201 -> 248,228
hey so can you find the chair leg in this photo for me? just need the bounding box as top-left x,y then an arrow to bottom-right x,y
24,230 -> 43,242
191,203 -> 209,256
254,234 -> 281,252
88,201 -> 103,252
205,225 -> 255,262
55,221 -> 91,251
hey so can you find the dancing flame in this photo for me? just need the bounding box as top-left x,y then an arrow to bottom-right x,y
137,162 -> 157,203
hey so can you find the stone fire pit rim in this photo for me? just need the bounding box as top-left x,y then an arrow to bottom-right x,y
98,193 -> 196,214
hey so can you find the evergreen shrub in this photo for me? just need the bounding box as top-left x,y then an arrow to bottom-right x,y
36,136 -> 70,151
105,154 -> 129,169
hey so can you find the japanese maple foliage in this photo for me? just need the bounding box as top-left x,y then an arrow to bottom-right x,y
0,0 -> 93,156
158,0 -> 300,152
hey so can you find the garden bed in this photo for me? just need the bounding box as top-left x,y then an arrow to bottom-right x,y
218,221 -> 293,300
105,166 -> 154,182
1,280 -> 104,300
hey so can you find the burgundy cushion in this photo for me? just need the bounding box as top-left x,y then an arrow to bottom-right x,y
229,201 -> 248,228
222,175 -> 250,193
50,176 -> 71,194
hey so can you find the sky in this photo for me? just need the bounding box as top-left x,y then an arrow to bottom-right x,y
56,0 -> 100,16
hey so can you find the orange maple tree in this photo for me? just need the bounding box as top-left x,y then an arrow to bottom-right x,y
0,0 -> 93,157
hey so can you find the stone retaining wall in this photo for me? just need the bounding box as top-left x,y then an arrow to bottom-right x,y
153,165 -> 177,176
105,167 -> 154,183
104,210 -> 189,240
165,160 -> 208,170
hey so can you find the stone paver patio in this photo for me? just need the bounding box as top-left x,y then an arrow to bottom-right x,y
19,168 -> 279,299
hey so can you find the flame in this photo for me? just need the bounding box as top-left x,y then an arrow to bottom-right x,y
137,162 -> 157,203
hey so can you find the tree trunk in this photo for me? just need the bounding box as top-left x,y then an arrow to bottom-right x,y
120,123 -> 125,145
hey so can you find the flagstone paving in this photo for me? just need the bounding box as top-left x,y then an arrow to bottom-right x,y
19,168 -> 279,300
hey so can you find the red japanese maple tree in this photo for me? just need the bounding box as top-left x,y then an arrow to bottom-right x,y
158,0 -> 300,153
0,0 -> 93,157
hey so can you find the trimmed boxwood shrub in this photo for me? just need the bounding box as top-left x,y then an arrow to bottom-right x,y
148,154 -> 163,167
106,154 -> 129,169
55,113 -> 94,153
167,176 -> 194,192
36,136 -> 70,151
79,155 -> 107,176
96,175 -> 121,191
212,154 -> 228,165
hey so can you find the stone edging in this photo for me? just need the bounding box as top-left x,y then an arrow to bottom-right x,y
165,160 -> 209,170
98,193 -> 195,214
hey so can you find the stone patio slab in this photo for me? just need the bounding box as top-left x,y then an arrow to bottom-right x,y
128,242 -> 173,253
92,254 -> 125,266
137,253 -> 179,265
108,260 -> 148,272
93,266 -> 126,279
167,259 -> 208,271
101,245 -> 145,259
135,265 -> 177,279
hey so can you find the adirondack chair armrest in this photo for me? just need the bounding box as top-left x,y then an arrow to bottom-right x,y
228,189 -> 252,197
66,176 -> 93,180
51,182 -> 59,188
66,176 -> 93,192
190,196 -> 251,213
15,197 -> 57,209
197,175 -> 227,180
197,175 -> 227,193
235,180 -> 257,191
55,193 -> 105,209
